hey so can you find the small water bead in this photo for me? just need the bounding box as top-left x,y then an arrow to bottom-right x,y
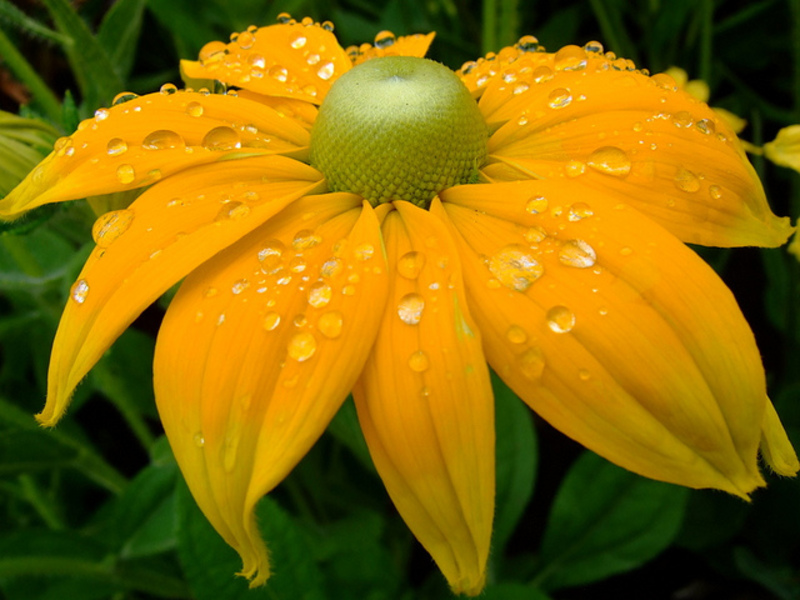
258,240 -> 286,274
579,369 -> 591,381
568,202 -> 594,221
116,164 -> 135,184
517,35 -> 540,52
696,118 -> 715,135
143,129 -> 185,150
308,282 -> 333,307
237,30 -> 256,49
288,331 -> 317,361
71,279 -> 90,304
506,325 -> 528,344
554,45 -> 588,71
289,257 -> 306,273
204,287 -> 219,298
307,53 -> 321,65
709,185 -> 722,200
248,54 -> 266,70
619,246 -> 633,256
398,251 -> 425,280
587,146 -> 631,177
674,167 -> 701,192
525,195 -> 549,214
231,279 -> 250,294
112,91 -> 138,105
354,243 -> 375,261
374,30 -> 396,49
269,65 -> 289,82
546,305 -> 576,333
532,66 -> 554,83
548,88 -> 573,109
106,138 -> 128,156
193,432 -> 206,448
318,310 -> 343,339
488,245 -> 544,292
290,33 -> 307,49
524,226 -> 547,244
565,160 -> 586,177
94,108 -> 110,121
320,257 -> 344,278
217,202 -> 251,221
317,62 -> 335,80
160,83 -> 178,95
202,126 -> 241,151
408,350 -> 430,372
461,61 -> 478,75
92,209 -> 134,247
263,312 -> 281,331
321,21 -> 335,32
186,101 -> 204,117
513,82 -> 530,95
672,111 -> 693,128
519,347 -> 545,380
398,293 -> 425,325
276,12 -> 292,23
293,314 -> 308,328
584,40 -> 604,54
558,239 -> 597,268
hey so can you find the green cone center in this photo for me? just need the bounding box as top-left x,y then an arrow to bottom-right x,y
310,56 -> 488,208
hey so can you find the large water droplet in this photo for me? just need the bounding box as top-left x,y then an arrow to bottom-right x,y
202,126 -> 241,151
568,202 -> 594,221
374,30 -> 396,49
398,293 -> 425,325
143,129 -> 185,150
308,282 -> 333,307
216,201 -> 251,221
320,257 -> 344,278
488,245 -> 543,292
546,305 -> 576,333
290,33 -> 307,49
92,209 -> 134,247
696,118 -> 715,135
559,239 -> 597,268
159,83 -> 178,95
106,138 -> 128,156
292,230 -> 322,250
408,350 -> 430,372
548,88 -> 573,109
674,167 -> 701,192
398,251 -> 425,279
237,30 -> 256,49
318,310 -> 343,339
70,279 -> 90,304
587,146 -> 631,177
525,195 -> 548,214
116,164 -> 135,184
288,332 -> 317,361
317,62 -> 335,80
258,240 -> 285,274
186,101 -> 204,117
554,45 -> 588,71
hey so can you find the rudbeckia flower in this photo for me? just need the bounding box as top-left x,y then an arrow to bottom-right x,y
2,15 -> 798,596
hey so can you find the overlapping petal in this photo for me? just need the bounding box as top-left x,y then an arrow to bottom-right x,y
38,156 -> 323,426
154,194 -> 387,586
465,46 -> 792,248
438,179 -> 794,496
0,90 -> 310,220
353,201 -> 494,596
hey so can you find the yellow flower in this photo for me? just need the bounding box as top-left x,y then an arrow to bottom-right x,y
2,17 -> 798,596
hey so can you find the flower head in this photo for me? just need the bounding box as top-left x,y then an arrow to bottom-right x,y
2,16 -> 797,596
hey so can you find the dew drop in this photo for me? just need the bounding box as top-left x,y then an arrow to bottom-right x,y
193,432 -> 205,447
143,129 -> 185,150
202,126 -> 241,151
354,243 -> 374,260
620,246 -> 634,256
587,146 -> 631,177
524,226 -> 547,244
513,82 -> 530,95
506,325 -> 528,344
116,164 -> 135,184
159,83 -> 178,95
290,33 -> 307,49
546,306 -> 576,333
488,245 -> 543,292
517,35 -> 540,52
674,167 -> 701,192
318,310 -> 343,339
231,279 -> 250,294
112,91 -> 138,105
374,30 -> 396,49
584,40 -> 604,54
216,201 -> 251,221
308,282 -> 332,307
554,45 -> 588,71
263,312 -> 281,331
258,240 -> 285,274
532,65 -> 554,83
579,369 -> 591,381
398,293 -> 425,325
548,88 -> 573,109
288,332 -> 317,361
317,62 -> 335,80
408,350 -> 430,372
292,230 -> 322,250
94,108 -> 110,121
696,118 -> 715,135
71,279 -> 90,304
568,202 -> 594,221
558,239 -> 597,268
672,111 -> 693,128
525,195 -> 549,214
268,65 -> 289,82
92,209 -> 134,247
519,347 -> 545,380
199,41 -> 228,66
709,185 -> 722,200
106,138 -> 128,156
320,257 -> 344,278
398,251 -> 425,280
186,101 -> 204,117
237,30 -> 256,49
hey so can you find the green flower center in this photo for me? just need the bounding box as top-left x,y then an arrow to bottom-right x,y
310,56 -> 488,208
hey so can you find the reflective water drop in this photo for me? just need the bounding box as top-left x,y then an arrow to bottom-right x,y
696,118 -> 715,135
374,30 -> 396,49
519,347 -> 545,380
525,195 -> 548,214
565,160 -> 586,177
106,138 -> 128,156
579,369 -> 591,381
548,88 -> 573,109
202,126 -> 241,151
709,185 -> 722,200
290,33 -> 307,49
198,40 -> 227,66
559,239 -> 597,268
288,332 -> 316,361
263,312 -> 281,331
258,240 -> 285,274
292,230 -> 322,250
532,65 -> 553,83
193,432 -> 205,447
321,20 -> 335,31
237,30 -> 255,49
186,101 -> 204,117
116,164 -> 135,184
506,325 -> 528,344
320,257 -> 344,278
231,279 -> 250,294
408,350 -> 429,372
308,282 -> 332,307
94,108 -> 110,121
674,167 -> 701,192
318,310 -> 343,339
554,45 -> 588,71
354,243 -> 374,261
398,293 -> 425,325
293,314 -> 308,328
584,40 -> 604,54
276,12 -> 292,24
112,91 -> 138,105
568,202 -> 594,221
514,82 -> 530,95
546,305 -> 576,333
71,279 -> 90,304
143,129 -> 185,150
488,245 -> 543,292
398,251 -> 425,280
672,111 -> 693,128
524,226 -> 547,244
159,83 -> 178,95
92,209 -> 134,247
517,35 -> 540,52
587,146 -> 631,177
217,201 -> 251,221
268,65 -> 289,82
619,246 -> 633,256
317,62 -> 335,80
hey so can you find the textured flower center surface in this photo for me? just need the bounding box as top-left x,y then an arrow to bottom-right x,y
310,56 -> 488,208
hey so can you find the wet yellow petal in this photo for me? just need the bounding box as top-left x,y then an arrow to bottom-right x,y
353,201 -> 494,596
761,398 -> 800,476
0,91 -> 309,220
181,22 -> 352,105
37,156 -> 323,426
154,194 -> 387,586
471,47 -> 791,248
438,179 -> 783,497
349,32 -> 436,65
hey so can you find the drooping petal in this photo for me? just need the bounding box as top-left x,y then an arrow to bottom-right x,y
0,90 -> 310,220
37,155 -> 323,426
181,21 -> 352,105
353,201 -> 494,596
468,45 -> 791,248
760,398 -> 800,476
154,194 -> 387,586
439,179 -> 790,496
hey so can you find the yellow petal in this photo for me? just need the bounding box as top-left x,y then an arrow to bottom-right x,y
761,398 -> 800,476
37,155 -> 323,426
0,91 -> 310,220
349,32 -> 436,65
764,124 -> 800,172
353,201 -> 494,596
181,22 -> 352,105
472,47 -> 791,248
154,194 -> 387,586
439,179 -> 784,497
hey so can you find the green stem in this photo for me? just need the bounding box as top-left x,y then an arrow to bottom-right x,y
18,474 -> 65,530
698,0 -> 713,84
482,0 -> 497,55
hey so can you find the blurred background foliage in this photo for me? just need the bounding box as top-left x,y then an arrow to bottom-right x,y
1,0 -> 799,598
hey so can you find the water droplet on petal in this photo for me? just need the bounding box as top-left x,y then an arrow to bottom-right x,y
263,312 -> 281,331
408,350 -> 429,372
568,202 -> 594,221
317,62 -> 335,80
672,111 -> 693,128
488,245 -> 543,292
354,243 -> 374,260
675,167 -> 701,192
318,311 -> 343,339
506,325 -> 528,344
288,332 -> 316,361
193,432 -> 205,447
587,146 -> 631,177
398,251 -> 425,280
92,209 -> 134,247
696,118 -> 715,135
292,230 -> 322,250
308,282 -> 332,307
548,88 -> 573,109
94,108 -> 110,121
559,239 -> 597,268
517,35 -> 540,52
216,201 -> 251,221
71,279 -> 90,304
398,293 -> 425,325
709,184 -> 722,200
554,45 -> 588,71
525,195 -> 548,214
519,347 -> 545,380
112,91 -> 138,105
106,138 -> 128,156
231,279 -> 250,294
159,83 -> 178,95
186,101 -> 204,117
374,30 -> 396,49
546,305 -> 576,333
202,126 -> 241,151
258,240 -> 285,273
237,30 -> 256,49
524,226 -> 547,244
143,129 -> 185,150
290,33 -> 307,49
565,160 -> 586,177
579,369 -> 591,381
116,164 -> 135,184
320,257 -> 344,278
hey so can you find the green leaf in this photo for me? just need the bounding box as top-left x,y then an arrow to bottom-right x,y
533,450 -> 689,590
97,0 -> 146,80
176,479 -> 325,599
326,396 -> 375,472
0,228 -> 89,289
491,372 -> 536,554
482,583 -> 554,600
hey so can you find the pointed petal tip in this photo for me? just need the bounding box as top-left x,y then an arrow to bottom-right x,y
761,399 -> 800,477
449,571 -> 487,597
